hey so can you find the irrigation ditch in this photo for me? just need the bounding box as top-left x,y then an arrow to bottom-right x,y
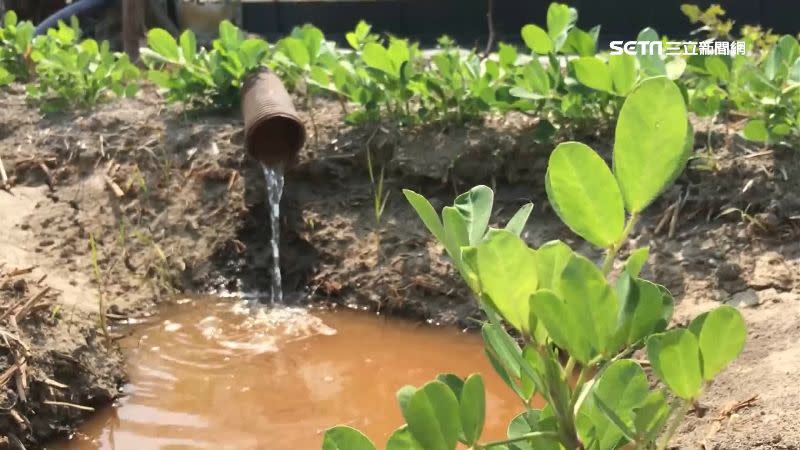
0,84 -> 799,448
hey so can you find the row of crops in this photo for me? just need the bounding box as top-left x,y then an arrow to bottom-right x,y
1,4 -> 798,145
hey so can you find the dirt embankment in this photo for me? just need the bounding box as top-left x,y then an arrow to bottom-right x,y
0,85 -> 799,449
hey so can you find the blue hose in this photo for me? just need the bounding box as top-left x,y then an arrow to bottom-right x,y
35,0 -> 118,36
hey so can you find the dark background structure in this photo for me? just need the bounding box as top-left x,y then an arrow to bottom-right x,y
241,0 -> 799,46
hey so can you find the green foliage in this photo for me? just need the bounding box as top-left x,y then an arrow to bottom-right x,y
0,10 -> 35,85
545,141 -> 625,248
322,426 -> 377,450
26,19 -> 139,111
681,4 -> 734,39
142,21 -> 269,109
327,77 -> 747,450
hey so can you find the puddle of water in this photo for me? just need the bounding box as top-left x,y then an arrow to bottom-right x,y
49,298 -> 527,450
262,163 -> 285,303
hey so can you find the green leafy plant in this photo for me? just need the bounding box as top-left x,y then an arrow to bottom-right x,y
681,4 -> 734,39
322,77 -> 746,450
142,20 -> 269,109
366,148 -> 390,226
26,18 -> 139,111
0,10 -> 35,85
734,35 -> 800,145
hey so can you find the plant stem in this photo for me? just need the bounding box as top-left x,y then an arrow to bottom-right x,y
602,212 -> 639,275
563,356 -> 575,379
657,398 -> 691,450
480,431 -> 561,448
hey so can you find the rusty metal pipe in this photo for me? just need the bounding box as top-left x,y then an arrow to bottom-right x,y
241,68 -> 306,168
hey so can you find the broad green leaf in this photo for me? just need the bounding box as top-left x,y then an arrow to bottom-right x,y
436,374 -> 464,400
481,323 -> 522,380
742,119 -> 769,142
362,43 -> 396,77
772,123 -> 792,136
218,20 -> 240,50
521,25 -> 553,55
505,203 -> 533,236
4,10 -> 17,27
460,374 -> 486,445
633,390 -> 670,442
613,276 -> 671,350
387,38 -> 410,71
705,56 -> 730,82
299,25 -> 324,61
442,207 -> 469,261
386,426 -> 424,450
403,190 -> 445,246
523,59 -> 551,96
485,349 -> 527,400
322,426 -> 377,450
499,43 -> 518,67
509,86 -> 546,101
460,246 -> 481,294
613,77 -> 689,213
534,240 -> 572,292
403,381 -> 462,450
636,28 -> 666,76
557,254 -> 619,357
239,38 -> 268,68
564,27 -> 597,56
507,409 -> 560,450
147,69 -> 172,88
545,142 -> 625,248
572,57 -> 612,92
689,306 -> 746,380
625,247 -> 650,276
609,54 -> 637,95
397,385 -> 416,417
546,3 -> 577,51
578,360 -> 649,449
147,28 -> 179,61
281,37 -> 310,69
453,185 -> 494,246
646,329 -> 704,399
0,67 -> 13,86
789,58 -> 800,83
520,346 -> 546,400
436,373 -> 464,398
474,230 -> 538,332
179,29 -> 197,63
530,289 -> 593,364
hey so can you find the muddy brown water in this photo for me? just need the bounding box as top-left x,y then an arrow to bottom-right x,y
49,297 -> 525,450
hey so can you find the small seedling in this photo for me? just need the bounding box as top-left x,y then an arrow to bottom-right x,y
89,234 -> 111,348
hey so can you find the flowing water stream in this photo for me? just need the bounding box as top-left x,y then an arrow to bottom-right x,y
49,297 -> 525,450
262,164 -> 284,303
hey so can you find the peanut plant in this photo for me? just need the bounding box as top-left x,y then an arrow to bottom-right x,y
321,77 -> 746,450
142,20 -> 269,109
26,18 -> 139,111
0,10 -> 34,85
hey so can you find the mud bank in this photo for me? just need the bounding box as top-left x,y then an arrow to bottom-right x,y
0,85 -> 799,449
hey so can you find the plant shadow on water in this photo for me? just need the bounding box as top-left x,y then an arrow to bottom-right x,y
48,296 -> 526,450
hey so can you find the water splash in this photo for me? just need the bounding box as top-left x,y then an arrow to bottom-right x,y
262,164 -> 285,303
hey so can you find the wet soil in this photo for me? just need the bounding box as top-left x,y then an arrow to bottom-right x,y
0,84 -> 798,449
